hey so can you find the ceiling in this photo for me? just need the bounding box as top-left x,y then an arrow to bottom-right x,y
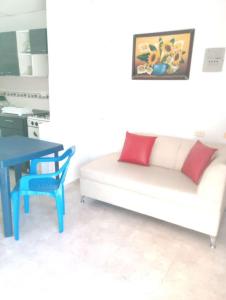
0,0 -> 46,17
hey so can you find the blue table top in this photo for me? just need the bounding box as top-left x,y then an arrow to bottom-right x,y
0,136 -> 63,167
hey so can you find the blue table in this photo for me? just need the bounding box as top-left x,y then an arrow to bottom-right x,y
0,136 -> 63,237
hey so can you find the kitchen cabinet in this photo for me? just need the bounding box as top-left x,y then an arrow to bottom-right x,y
0,114 -> 28,137
29,29 -> 48,54
0,29 -> 48,77
0,32 -> 20,76
17,29 -> 48,76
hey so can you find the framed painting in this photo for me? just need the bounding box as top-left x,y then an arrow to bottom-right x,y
132,29 -> 195,80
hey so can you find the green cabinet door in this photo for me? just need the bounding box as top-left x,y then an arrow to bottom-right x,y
0,115 -> 28,136
0,31 -> 19,76
0,127 -> 23,137
29,28 -> 48,54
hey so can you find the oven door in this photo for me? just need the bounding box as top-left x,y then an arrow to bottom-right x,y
28,126 -> 39,139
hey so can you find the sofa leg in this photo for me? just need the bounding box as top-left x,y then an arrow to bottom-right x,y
210,236 -> 216,249
80,195 -> 85,204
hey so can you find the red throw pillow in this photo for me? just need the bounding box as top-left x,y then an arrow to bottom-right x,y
119,132 -> 157,166
182,140 -> 217,184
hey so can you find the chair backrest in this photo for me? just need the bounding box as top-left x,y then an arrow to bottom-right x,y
57,146 -> 75,185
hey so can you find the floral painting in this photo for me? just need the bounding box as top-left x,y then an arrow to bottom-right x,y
132,29 -> 195,80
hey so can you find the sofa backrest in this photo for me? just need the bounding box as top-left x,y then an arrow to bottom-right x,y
150,136 -> 194,170
150,135 -> 226,170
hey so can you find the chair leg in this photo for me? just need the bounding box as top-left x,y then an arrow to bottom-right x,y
12,192 -> 20,240
62,187 -> 65,215
24,195 -> 30,214
56,195 -> 64,233
56,188 -> 65,215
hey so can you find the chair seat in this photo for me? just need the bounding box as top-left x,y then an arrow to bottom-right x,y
28,177 -> 60,192
13,177 -> 60,193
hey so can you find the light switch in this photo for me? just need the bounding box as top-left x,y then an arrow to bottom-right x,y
203,48 -> 225,72
194,130 -> 205,138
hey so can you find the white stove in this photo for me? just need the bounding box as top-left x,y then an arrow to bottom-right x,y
27,112 -> 50,139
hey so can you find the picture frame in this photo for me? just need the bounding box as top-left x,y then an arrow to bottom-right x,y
132,29 -> 195,80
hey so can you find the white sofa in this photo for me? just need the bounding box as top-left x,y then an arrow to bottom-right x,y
80,135 -> 226,247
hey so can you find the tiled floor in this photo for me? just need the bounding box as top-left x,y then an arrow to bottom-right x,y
0,182 -> 226,300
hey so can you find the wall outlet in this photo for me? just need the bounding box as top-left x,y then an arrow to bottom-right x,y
194,130 -> 205,138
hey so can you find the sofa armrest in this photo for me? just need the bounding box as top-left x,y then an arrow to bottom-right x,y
197,162 -> 226,212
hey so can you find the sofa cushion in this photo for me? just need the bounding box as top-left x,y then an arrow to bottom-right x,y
81,153 -> 198,204
182,141 -> 217,184
119,132 -> 156,166
150,136 -> 195,170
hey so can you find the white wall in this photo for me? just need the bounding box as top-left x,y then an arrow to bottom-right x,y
0,10 -> 49,109
43,0 -> 226,183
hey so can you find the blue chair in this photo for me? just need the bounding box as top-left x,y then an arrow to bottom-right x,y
11,146 -> 75,240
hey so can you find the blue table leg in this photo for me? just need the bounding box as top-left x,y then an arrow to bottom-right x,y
54,152 -> 59,179
15,164 -> 22,183
0,167 -> 13,237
